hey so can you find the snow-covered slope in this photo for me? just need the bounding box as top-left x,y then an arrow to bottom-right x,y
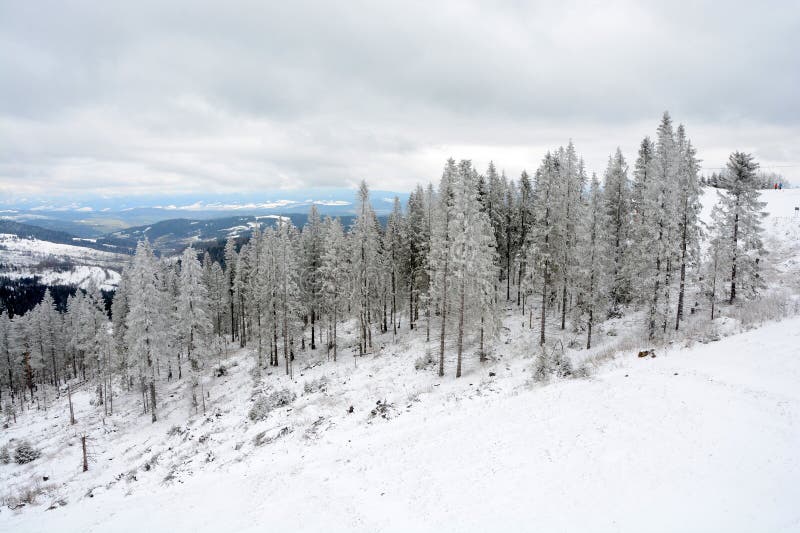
2,314 -> 799,532
0,234 -> 127,290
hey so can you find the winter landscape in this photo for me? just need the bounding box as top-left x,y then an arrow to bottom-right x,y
2,2 -> 800,532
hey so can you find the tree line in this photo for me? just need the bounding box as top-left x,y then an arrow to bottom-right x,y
0,112 -> 767,422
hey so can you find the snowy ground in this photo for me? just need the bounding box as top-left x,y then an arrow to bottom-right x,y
0,234 -> 127,290
1,187 -> 799,532
1,314 -> 799,532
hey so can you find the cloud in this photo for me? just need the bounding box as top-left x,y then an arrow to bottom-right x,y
0,0 -> 799,198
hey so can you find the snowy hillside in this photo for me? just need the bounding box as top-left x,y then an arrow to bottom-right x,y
1,180 -> 798,531
0,234 -> 127,290
1,313 -> 799,532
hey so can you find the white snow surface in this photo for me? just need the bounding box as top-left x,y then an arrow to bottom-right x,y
0,234 -> 127,289
2,314 -> 800,532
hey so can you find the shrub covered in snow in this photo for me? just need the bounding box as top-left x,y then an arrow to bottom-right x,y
0,444 -> 10,464
14,440 -> 41,464
166,425 -> 184,437
414,350 -> 434,371
248,395 -> 271,421
303,376 -> 328,394
249,389 -> 297,421
268,389 -> 297,409
532,345 -> 575,383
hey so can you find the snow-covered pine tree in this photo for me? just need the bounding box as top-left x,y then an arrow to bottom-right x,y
716,152 -> 767,303
429,159 -> 457,376
485,163 -> 511,300
300,206 -> 324,350
177,247 -> 213,412
447,160 -> 498,377
384,197 -> 407,337
405,185 -> 430,331
35,290 -> 61,390
0,311 -> 12,403
351,181 -> 382,357
223,237 -> 238,343
319,216 -> 350,361
202,254 -> 227,338
576,173 -> 609,348
703,203 -> 727,319
276,220 -> 302,377
124,240 -> 169,422
640,112 -> 679,339
673,124 -> 703,330
556,142 -> 585,331
516,170 -> 535,310
602,148 -> 632,314
527,152 -> 564,345
82,283 -> 110,407
111,270 -> 131,389
631,136 -> 655,225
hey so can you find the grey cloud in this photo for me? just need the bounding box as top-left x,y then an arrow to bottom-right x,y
1,0 -> 799,197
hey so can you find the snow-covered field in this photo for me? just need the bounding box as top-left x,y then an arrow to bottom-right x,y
1,313 -> 799,532
0,234 -> 127,290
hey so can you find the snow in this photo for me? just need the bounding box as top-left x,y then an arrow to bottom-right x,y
0,234 -> 125,267
1,315 -> 799,532
1,265 -> 121,291
1,187 -> 799,531
0,234 -> 127,289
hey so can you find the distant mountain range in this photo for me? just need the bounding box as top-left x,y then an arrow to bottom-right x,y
0,187 -> 408,237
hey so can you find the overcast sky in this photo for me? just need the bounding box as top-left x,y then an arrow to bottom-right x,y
1,0 -> 798,199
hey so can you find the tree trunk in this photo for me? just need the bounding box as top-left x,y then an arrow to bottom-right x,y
455,274 -> 466,378
82,435 -> 88,472
68,383 -> 76,424
540,270 -> 548,346
149,376 -> 157,423
675,218 -> 688,330
438,265 -> 449,378
730,211 -> 740,304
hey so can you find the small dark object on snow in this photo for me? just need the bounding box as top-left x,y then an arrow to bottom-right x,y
624,374 -> 629,377
638,349 -> 655,358
347,405 -> 354,414
42,476 -> 49,481
215,365 -> 228,377
489,372 -> 496,377
674,372 -> 678,376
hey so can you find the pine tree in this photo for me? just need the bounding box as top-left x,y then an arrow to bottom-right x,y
177,247 -> 212,412
516,170 -> 535,310
0,311 -> 12,402
602,148 -> 632,314
673,125 -> 703,330
716,152 -> 767,303
447,160 -> 498,377
300,206 -> 324,350
351,181 -> 382,357
527,152 -> 563,345
556,143 -> 585,331
405,185 -> 430,331
384,197 -> 407,337
124,240 -> 168,422
577,173 -> 608,348
223,237 -> 238,343
320,217 -> 350,361
429,159 -> 456,376
641,112 -> 679,339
